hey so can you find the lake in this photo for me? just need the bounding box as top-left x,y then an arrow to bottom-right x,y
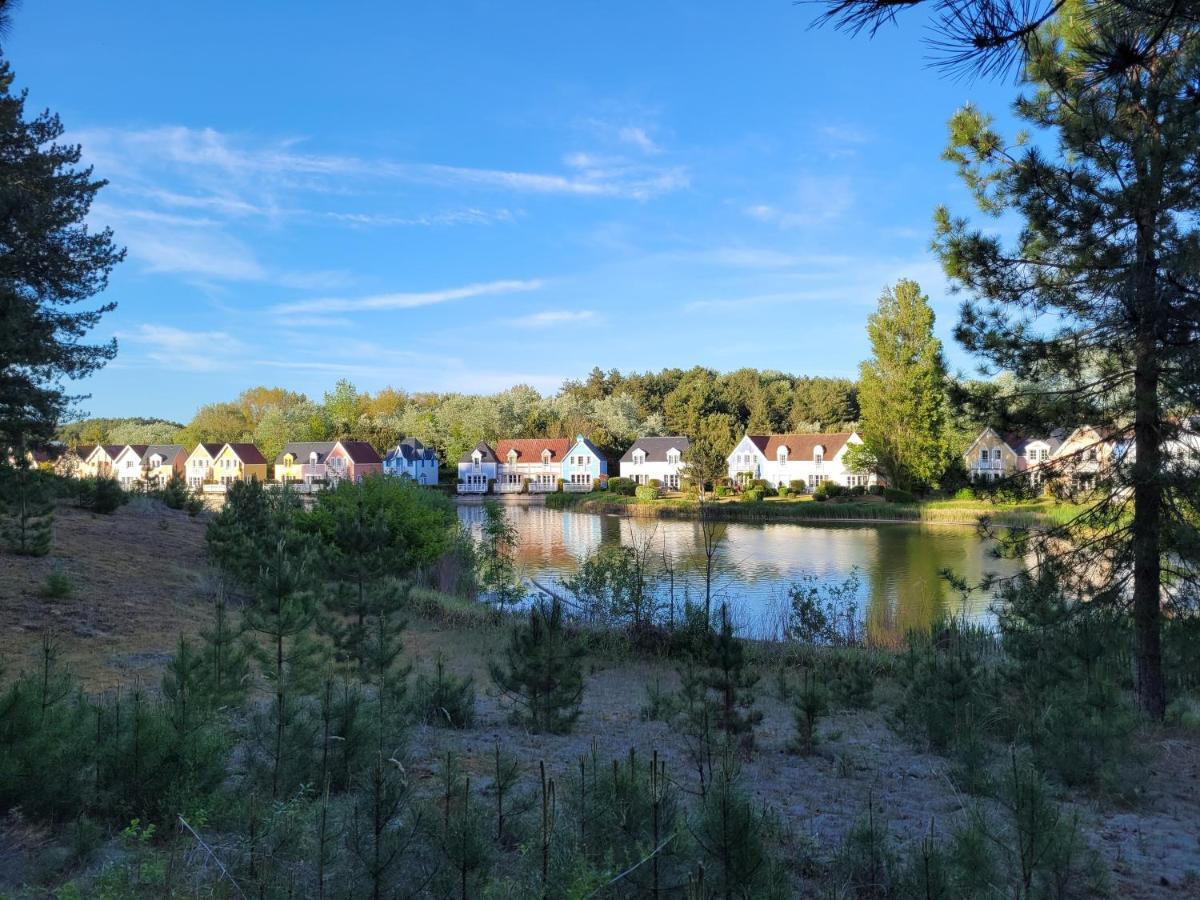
455,503 -> 1025,643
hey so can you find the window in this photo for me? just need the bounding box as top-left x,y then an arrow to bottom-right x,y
980,449 -> 988,461
814,451 -> 823,465
778,450 -> 788,465
667,451 -> 679,465
993,449 -> 1002,460
633,450 -> 645,465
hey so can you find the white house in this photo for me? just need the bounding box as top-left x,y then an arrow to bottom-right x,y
457,441 -> 499,493
382,437 -> 439,484
726,432 -> 874,490
620,436 -> 690,490
110,444 -> 150,488
494,438 -> 570,493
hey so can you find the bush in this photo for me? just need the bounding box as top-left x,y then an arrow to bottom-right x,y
883,487 -> 915,504
788,479 -> 806,493
742,489 -> 763,503
814,492 -> 828,503
76,476 -> 126,514
160,472 -> 190,510
608,476 -> 636,496
748,478 -> 777,498
714,485 -> 729,498
634,483 -> 660,501
40,570 -> 73,599
954,486 -> 976,501
815,481 -> 847,501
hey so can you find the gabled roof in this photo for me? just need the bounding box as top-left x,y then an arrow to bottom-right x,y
72,445 -> 96,460
1003,431 -> 1065,457
496,438 -> 572,462
620,436 -> 691,463
459,441 -> 498,463
144,444 -> 186,461
276,441 -> 337,465
189,442 -> 226,460
566,434 -> 605,458
743,433 -> 855,459
223,443 -> 268,465
335,441 -> 382,464
386,437 -> 436,463
86,444 -> 124,462
113,444 -> 150,462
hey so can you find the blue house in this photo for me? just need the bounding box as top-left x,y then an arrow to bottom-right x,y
561,434 -> 607,492
382,437 -> 439,485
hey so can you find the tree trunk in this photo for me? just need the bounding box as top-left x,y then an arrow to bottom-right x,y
1131,354 -> 1166,718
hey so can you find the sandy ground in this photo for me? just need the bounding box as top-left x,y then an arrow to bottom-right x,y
1,502 -> 1198,896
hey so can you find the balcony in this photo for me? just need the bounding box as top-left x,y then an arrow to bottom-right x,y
563,481 -> 593,493
529,480 -> 558,493
457,481 -> 488,494
495,481 -> 523,494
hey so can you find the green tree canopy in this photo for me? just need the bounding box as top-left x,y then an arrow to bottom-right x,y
857,280 -> 952,491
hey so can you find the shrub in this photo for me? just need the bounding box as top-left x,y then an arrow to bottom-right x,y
635,483 -> 660,501
608,476 -> 637,496
788,479 -> 806,493
742,489 -> 763,503
814,492 -> 828,503
850,484 -> 867,496
748,478 -> 777,497
76,476 -> 126,514
777,486 -> 789,498
954,486 -> 976,501
883,487 -> 915,504
160,472 -> 190,510
40,570 -> 72,599
814,480 -> 847,500
714,485 -> 729,498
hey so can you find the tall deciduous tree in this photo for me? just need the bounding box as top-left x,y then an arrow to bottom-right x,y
932,4 -> 1200,717
0,58 -> 123,449
857,280 -> 951,491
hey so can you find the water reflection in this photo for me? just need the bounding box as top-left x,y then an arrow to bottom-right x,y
456,504 -> 1022,640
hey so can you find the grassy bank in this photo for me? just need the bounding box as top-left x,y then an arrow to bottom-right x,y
546,490 -> 1085,528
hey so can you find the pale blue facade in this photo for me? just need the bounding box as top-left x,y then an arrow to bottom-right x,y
560,434 -> 607,490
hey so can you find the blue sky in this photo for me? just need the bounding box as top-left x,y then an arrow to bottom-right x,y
12,1 -> 1022,422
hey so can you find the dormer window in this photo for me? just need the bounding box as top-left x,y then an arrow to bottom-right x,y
667,451 -> 679,465
508,450 -> 518,465
633,450 -> 646,465
542,449 -> 551,464
777,448 -> 788,465
309,451 -> 319,465
814,446 -> 824,465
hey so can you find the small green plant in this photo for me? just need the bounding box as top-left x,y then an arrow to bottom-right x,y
40,569 -> 73,599
640,676 -> 681,721
635,482 -> 660,501
413,653 -> 476,728
789,668 -> 828,755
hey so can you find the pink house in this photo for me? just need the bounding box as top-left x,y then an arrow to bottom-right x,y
326,441 -> 383,483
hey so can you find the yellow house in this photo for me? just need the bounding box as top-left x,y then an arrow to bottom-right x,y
186,443 -> 226,489
82,444 -> 124,478
212,443 -> 268,486
274,441 -> 337,484
141,444 -> 188,487
962,428 -> 1020,482
1049,425 -> 1120,490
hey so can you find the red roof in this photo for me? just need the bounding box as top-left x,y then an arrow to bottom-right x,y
225,443 -> 267,465
495,438 -> 572,462
336,441 -> 382,464
751,433 -> 854,459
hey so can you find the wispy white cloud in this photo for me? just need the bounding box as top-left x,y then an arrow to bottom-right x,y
278,278 -> 544,315
744,175 -> 855,230
121,324 -> 246,372
617,126 -> 661,154
513,309 -> 597,327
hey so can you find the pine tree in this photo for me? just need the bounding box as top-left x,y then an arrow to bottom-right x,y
857,279 -> 952,491
477,499 -> 525,611
205,478 -> 278,589
0,462 -> 53,556
489,598 -> 584,734
0,57 -> 123,449
344,754 -> 427,900
197,593 -> 250,711
930,5 -> 1200,717
702,604 -> 763,749
242,506 -> 323,798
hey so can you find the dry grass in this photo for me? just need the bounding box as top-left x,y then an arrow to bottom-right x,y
0,501 -> 215,690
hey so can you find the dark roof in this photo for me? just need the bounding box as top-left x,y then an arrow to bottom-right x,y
276,441 -> 337,465
459,441 -> 498,463
744,433 -> 854,459
495,438 -> 572,462
73,445 -> 96,459
144,444 -> 186,461
620,436 -> 691,463
225,443 -> 268,465
115,444 -> 150,459
336,441 -> 382,464
192,442 -> 225,458
385,438 -> 436,463
1002,431 -> 1065,456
